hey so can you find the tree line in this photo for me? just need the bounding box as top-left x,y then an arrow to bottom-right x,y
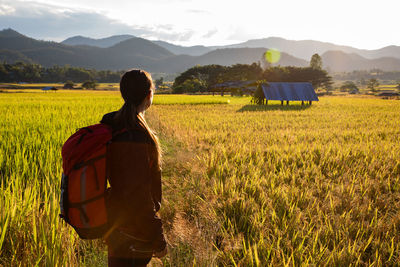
173,58 -> 332,94
333,69 -> 400,83
0,62 -> 123,83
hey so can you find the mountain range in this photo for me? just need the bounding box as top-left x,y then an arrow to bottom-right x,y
211,38 -> 400,61
1,28 -> 400,73
62,35 -> 135,48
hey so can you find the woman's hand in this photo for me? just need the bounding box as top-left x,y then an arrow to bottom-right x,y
153,246 -> 167,258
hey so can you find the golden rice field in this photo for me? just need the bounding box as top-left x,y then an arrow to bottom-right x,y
0,90 -> 400,266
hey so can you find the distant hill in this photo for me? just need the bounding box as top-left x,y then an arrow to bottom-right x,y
61,35 -> 135,48
0,29 -> 174,70
0,28 -> 25,38
97,38 -> 175,70
214,37 -> 400,61
0,28 -> 99,67
59,33 -> 400,61
0,29 -> 308,73
1,29 -> 400,73
142,48 -> 308,73
0,28 -> 62,51
0,49 -> 33,63
107,38 -> 173,59
60,36 -> 213,56
192,48 -> 307,67
358,46 -> 400,60
153,40 -> 212,56
321,51 -> 400,72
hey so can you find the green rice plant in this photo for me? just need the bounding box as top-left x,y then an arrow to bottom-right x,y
150,96 -> 400,266
0,91 -> 121,265
1,92 -> 400,266
152,95 -> 231,105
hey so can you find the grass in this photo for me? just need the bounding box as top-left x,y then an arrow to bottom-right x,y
150,96 -> 400,266
1,92 -> 400,266
0,83 -> 120,90
153,95 -> 231,105
0,91 -> 119,266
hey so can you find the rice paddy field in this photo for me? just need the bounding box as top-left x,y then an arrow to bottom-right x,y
1,90 -> 400,266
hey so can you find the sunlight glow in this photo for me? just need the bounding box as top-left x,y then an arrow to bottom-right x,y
265,49 -> 281,64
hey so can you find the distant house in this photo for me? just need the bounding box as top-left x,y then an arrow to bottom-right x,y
349,88 -> 360,94
42,86 -> 58,91
63,84 -> 74,89
378,90 -> 399,97
212,80 -> 256,96
260,82 -> 319,105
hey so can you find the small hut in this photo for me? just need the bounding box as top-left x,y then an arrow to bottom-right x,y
212,80 -> 256,96
42,86 -> 58,92
63,84 -> 74,89
260,82 -> 319,105
378,90 -> 399,97
349,88 -> 360,94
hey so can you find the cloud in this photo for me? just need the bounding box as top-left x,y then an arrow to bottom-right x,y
145,24 -> 194,41
226,26 -> 258,42
202,29 -> 218,38
143,25 -> 194,42
0,0 -> 194,42
0,3 -> 15,15
186,9 -> 209,14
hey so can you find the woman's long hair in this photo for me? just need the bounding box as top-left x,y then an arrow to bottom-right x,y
113,69 -> 162,167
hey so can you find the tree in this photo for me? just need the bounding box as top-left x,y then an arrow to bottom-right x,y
340,81 -> 358,92
310,53 -> 323,70
396,83 -> 400,92
172,63 -> 263,93
262,66 -> 332,89
66,68 -> 93,82
64,80 -> 75,89
260,52 -> 272,69
172,78 -> 206,93
0,62 -> 124,83
23,63 -> 42,82
81,80 -> 97,90
155,77 -> 164,89
367,78 -> 379,92
252,83 -> 267,105
222,63 -> 263,82
173,64 -> 227,91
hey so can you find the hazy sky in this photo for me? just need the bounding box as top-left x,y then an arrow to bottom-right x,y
0,0 -> 399,49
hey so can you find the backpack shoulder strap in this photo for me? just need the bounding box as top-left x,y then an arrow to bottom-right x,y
110,128 -> 127,140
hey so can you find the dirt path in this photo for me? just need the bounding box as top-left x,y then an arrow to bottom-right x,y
147,109 -> 218,266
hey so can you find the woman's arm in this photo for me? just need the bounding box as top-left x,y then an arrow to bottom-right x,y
107,142 -> 166,250
150,158 -> 162,212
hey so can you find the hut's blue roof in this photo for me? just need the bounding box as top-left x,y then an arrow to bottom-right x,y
261,82 -> 319,101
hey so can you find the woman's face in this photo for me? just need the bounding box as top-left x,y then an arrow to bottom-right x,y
138,90 -> 153,114
148,90 -> 154,107
145,90 -> 153,110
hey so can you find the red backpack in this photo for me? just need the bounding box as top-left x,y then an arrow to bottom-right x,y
60,124 -> 115,239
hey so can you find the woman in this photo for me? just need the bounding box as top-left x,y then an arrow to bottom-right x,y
101,69 -> 167,266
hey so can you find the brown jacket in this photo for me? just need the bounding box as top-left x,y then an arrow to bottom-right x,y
101,112 -> 166,258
